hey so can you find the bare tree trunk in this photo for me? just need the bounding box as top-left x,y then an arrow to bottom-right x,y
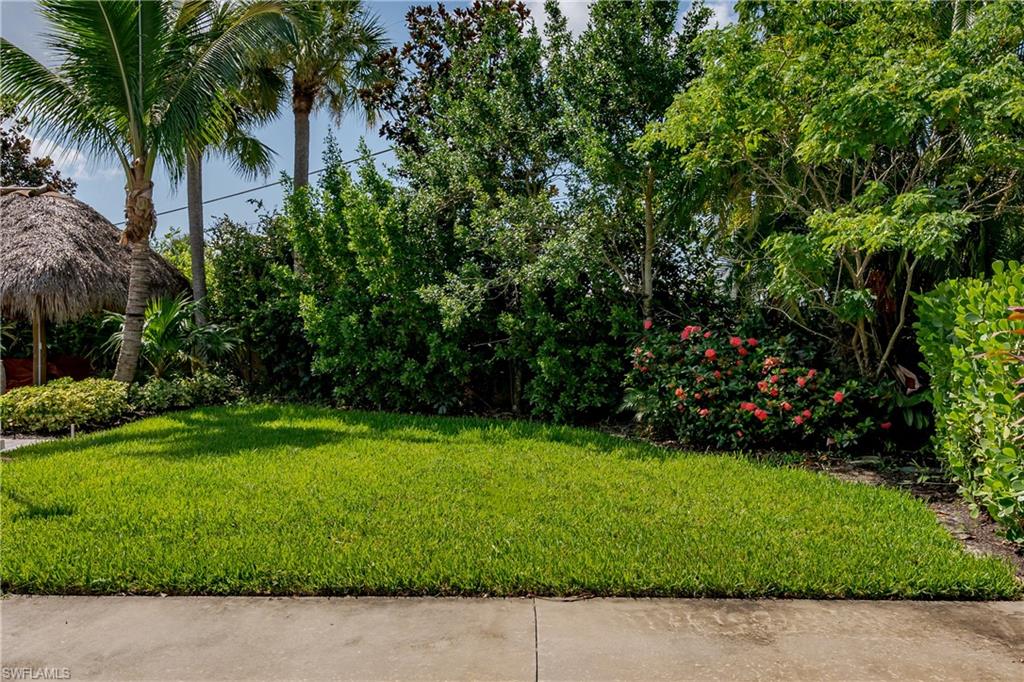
31,296 -> 46,386
293,92 -> 313,189
114,164 -> 155,384
186,151 -> 207,325
641,164 -> 656,321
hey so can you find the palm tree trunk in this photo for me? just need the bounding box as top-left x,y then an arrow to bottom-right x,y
186,151 -> 208,325
293,95 -> 312,189
113,168 -> 155,384
292,88 -> 314,273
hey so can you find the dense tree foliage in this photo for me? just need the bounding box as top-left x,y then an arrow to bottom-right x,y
650,0 -> 1024,378
0,100 -> 77,193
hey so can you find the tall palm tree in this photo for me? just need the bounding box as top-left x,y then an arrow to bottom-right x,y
182,3 -> 278,324
257,0 -> 387,188
1,0 -> 289,382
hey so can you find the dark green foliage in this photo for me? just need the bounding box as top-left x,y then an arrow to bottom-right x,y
130,371 -> 242,413
206,212 -> 327,399
287,146 -> 471,412
916,261 -> 1024,541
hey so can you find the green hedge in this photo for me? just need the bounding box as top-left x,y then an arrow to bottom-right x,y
1,373 -> 241,435
916,261 -> 1024,541
0,378 -> 130,433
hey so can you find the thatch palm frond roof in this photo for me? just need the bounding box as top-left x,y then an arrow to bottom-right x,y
1,190 -> 188,324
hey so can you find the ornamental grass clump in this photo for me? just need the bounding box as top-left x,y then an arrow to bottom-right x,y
624,323 -> 883,450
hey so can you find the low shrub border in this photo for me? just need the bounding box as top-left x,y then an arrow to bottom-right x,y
0,372 -> 241,434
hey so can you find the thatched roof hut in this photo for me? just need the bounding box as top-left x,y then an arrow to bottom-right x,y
1,188 -> 186,323
1,187 -> 187,387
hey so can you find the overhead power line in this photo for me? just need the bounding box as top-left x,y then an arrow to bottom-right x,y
114,147 -> 394,226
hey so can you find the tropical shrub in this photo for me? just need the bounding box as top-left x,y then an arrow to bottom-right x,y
623,322 -> 890,450
0,378 -> 129,433
131,372 -> 241,413
916,261 -> 1024,541
207,213 -> 326,399
287,147 -> 471,413
104,294 -> 239,379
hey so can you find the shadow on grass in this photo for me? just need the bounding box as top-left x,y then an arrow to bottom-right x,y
4,489 -> 75,521
4,404 -> 665,462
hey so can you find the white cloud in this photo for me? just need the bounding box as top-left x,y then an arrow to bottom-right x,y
705,0 -> 737,28
528,0 -> 591,37
29,138 -> 121,183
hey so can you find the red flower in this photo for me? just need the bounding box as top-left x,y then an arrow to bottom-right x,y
704,348 -> 717,360
757,381 -> 767,391
738,347 -> 749,357
769,387 -> 779,398
880,421 -> 892,430
796,377 -> 807,388
807,368 -> 817,378
713,370 -> 722,380
747,338 -> 758,347
694,392 -> 702,400
794,415 -> 804,425
674,387 -> 685,398
739,402 -> 756,412
770,375 -> 779,384
833,391 -> 844,404
729,336 -> 742,347
639,366 -> 648,373
698,408 -> 709,417
781,401 -> 792,411
643,319 -> 653,330
736,430 -> 744,438
802,409 -> 812,419
754,409 -> 768,422
681,325 -> 700,340
703,331 -> 712,339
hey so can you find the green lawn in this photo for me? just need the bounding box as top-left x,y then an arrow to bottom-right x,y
1,405 -> 1018,598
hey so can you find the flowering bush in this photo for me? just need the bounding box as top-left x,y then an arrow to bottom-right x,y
623,324 -> 875,450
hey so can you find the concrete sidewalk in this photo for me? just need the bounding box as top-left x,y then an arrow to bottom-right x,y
2,596 -> 1022,681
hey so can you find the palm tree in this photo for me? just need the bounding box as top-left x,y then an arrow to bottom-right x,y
182,3 -> 278,324
257,0 -> 387,188
1,0 -> 289,382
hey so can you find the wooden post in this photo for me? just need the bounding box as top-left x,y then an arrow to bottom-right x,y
32,296 -> 46,386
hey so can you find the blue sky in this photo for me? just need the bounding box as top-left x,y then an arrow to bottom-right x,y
1,1 -> 735,237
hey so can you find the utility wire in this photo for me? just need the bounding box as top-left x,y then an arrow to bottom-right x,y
114,147 -> 394,226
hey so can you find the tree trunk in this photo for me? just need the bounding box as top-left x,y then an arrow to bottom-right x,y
31,296 -> 46,386
641,164 -> 656,321
186,151 -> 207,325
113,164 -> 155,384
293,91 -> 313,189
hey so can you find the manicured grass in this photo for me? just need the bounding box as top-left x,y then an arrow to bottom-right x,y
1,405 -> 1018,598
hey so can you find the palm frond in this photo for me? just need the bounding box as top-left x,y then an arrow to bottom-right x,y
0,38 -> 129,171
158,1 -> 291,176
